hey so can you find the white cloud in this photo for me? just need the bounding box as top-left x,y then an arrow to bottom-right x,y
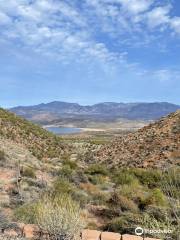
141,69 -> 180,83
0,0 -> 180,69
146,6 -> 170,28
170,17 -> 180,34
0,11 -> 11,25
0,0 -> 127,67
117,0 -> 153,14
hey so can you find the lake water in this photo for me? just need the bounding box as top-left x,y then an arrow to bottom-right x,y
45,126 -> 82,135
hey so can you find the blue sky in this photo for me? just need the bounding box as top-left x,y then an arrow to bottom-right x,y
0,0 -> 180,107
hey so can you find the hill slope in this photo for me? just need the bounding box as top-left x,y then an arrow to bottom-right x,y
0,108 -> 69,160
96,110 -> 180,168
10,101 -> 180,123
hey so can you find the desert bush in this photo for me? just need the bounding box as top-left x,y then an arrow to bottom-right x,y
52,178 -> 89,207
131,168 -> 161,188
94,207 -> 121,219
0,211 -> 10,233
71,170 -> 88,185
36,194 -> 85,240
79,182 -> 109,205
151,188 -> 167,206
146,206 -> 171,222
25,178 -> 47,189
91,191 -> 110,205
52,178 -> 74,195
21,166 -> 36,179
117,179 -> 143,199
72,190 -> 89,208
85,164 -> 108,176
62,159 -> 78,170
161,167 -> 180,199
142,213 -> 178,240
161,167 -> 180,236
58,165 -> 73,180
108,192 -> 138,212
104,213 -> 142,234
14,203 -> 37,224
112,171 -> 136,185
137,188 -> 167,210
88,175 -> 107,185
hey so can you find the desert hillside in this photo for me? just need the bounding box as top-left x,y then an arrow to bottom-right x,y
96,110 -> 180,168
0,109 -> 179,240
0,108 -> 70,160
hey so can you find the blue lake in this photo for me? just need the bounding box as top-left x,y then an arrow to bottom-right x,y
45,126 -> 82,135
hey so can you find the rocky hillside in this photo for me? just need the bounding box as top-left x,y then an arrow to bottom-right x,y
0,108 -> 69,160
0,108 -> 179,239
96,110 -> 180,168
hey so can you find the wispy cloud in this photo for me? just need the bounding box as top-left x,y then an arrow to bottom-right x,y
0,0 -> 179,77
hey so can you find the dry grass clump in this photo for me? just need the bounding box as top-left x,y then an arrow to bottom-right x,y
36,194 -> 85,240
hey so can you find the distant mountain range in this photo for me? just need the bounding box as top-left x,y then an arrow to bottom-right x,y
10,101 -> 180,123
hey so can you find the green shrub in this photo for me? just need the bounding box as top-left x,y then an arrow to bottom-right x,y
85,164 -> 108,176
112,171 -> 136,185
142,213 -> 177,239
151,188 -> 167,206
146,206 -> 170,222
161,167 -> 180,199
72,190 -> 90,208
88,175 -> 106,185
131,168 -> 161,188
71,170 -> 88,185
108,192 -> 138,212
58,165 -> 73,179
91,191 -> 110,205
137,188 -> 167,210
104,213 -> 142,234
14,203 -> 37,223
52,178 -> 89,207
21,166 -> 36,179
117,179 -> 143,199
52,178 -> 74,195
62,159 -> 78,170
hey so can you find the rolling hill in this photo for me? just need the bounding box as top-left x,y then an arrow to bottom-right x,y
96,110 -> 180,168
0,108 -> 69,160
